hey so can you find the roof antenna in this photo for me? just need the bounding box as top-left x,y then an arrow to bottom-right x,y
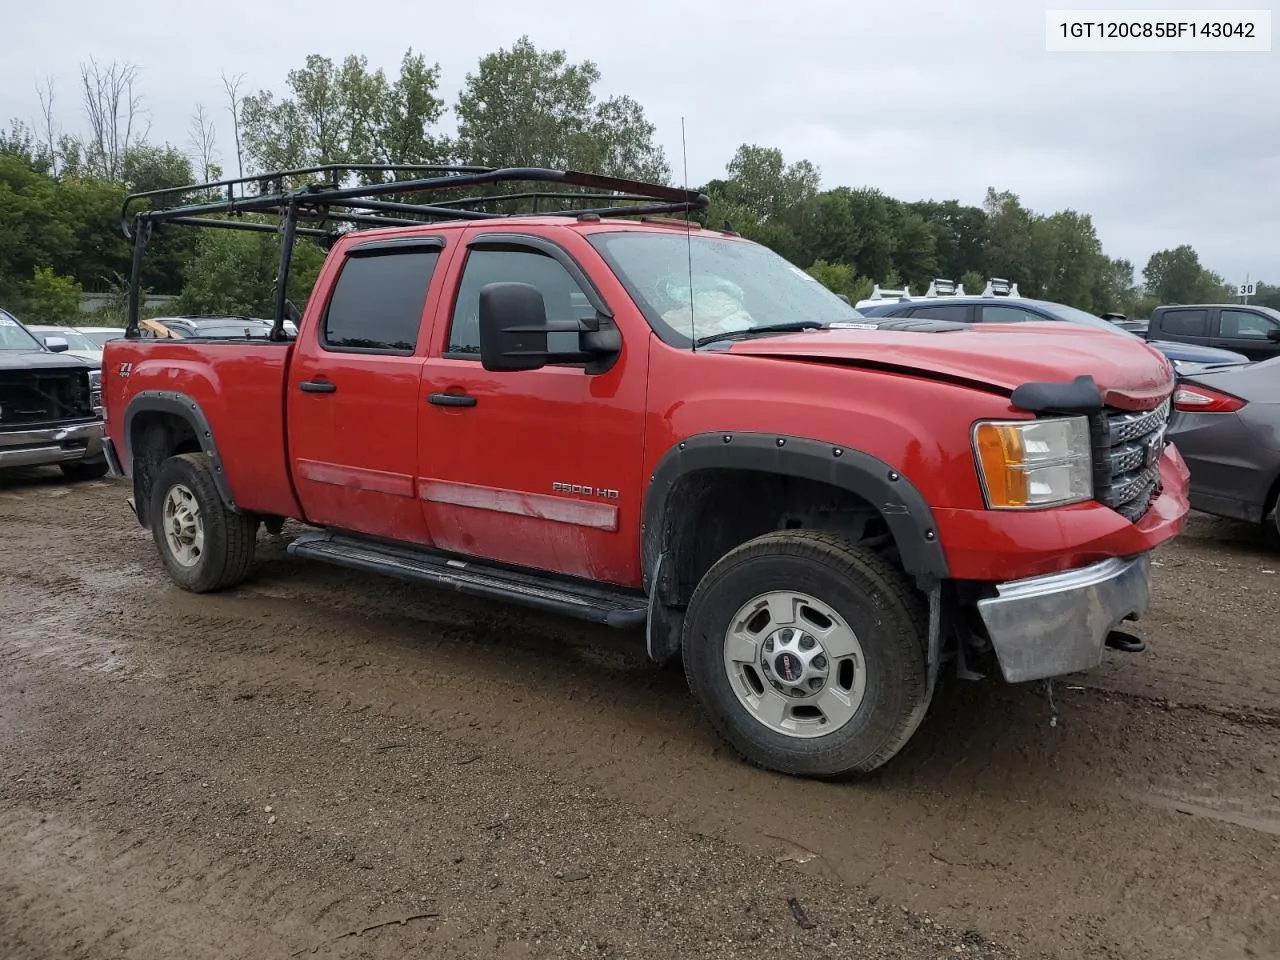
682,116 -> 696,352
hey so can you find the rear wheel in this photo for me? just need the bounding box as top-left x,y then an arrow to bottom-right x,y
682,530 -> 931,778
60,458 -> 109,481
150,453 -> 256,592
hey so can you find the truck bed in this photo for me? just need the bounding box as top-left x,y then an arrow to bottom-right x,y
103,338 -> 302,519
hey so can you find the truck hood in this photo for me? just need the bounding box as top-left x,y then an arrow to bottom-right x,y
0,350 -> 95,372
724,323 -> 1173,408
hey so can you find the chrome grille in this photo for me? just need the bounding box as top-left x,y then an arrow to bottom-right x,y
1093,398 -> 1170,522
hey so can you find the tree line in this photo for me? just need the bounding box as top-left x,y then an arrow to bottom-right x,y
2,37 -> 1274,326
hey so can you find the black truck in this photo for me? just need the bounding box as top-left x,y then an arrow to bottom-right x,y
1145,303 -> 1280,362
0,308 -> 107,480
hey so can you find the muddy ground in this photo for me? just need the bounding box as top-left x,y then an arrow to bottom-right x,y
1,470 -> 1277,960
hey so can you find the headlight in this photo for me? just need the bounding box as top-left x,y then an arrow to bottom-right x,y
972,416 -> 1092,509
88,368 -> 103,412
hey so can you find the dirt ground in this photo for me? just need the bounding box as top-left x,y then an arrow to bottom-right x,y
1,470 -> 1277,960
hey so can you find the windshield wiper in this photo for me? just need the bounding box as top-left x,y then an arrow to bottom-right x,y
694,321 -> 827,348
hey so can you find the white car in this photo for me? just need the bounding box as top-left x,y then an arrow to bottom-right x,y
27,325 -> 107,364
79,326 -> 127,349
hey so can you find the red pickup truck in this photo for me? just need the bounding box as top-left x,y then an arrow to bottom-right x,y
102,166 -> 1189,778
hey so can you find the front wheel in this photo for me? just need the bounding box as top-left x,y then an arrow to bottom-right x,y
150,453 -> 257,592
682,530 -> 931,778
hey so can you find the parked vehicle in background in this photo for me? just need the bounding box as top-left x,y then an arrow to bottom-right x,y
0,308 -> 107,480
1101,312 -> 1149,334
138,316 -> 277,339
79,326 -> 126,348
1145,304 -> 1280,362
1167,356 -> 1280,538
28,324 -> 106,363
858,284 -> 1250,370
104,165 -> 1190,779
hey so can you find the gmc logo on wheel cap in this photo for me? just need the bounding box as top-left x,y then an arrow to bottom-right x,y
775,652 -> 802,683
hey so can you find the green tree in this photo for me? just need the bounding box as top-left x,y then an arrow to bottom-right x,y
1251,282 -> 1280,310
959,269 -> 986,296
892,211 -> 939,291
0,120 -> 55,174
1143,245 -> 1230,303
21,266 -> 82,324
842,189 -> 897,282
718,145 -> 820,224
906,200 -> 986,282
241,50 -> 449,174
982,188 -> 1033,284
176,227 -> 326,318
805,259 -> 852,295
1036,210 -> 1103,308
1092,257 -> 1138,315
454,36 -> 668,183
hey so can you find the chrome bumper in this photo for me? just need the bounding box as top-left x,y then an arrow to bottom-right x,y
0,420 -> 104,469
977,553 -> 1152,683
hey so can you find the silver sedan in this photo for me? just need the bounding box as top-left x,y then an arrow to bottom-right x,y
1166,356 -> 1280,538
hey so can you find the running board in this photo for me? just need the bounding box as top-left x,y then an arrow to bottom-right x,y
287,531 -> 648,629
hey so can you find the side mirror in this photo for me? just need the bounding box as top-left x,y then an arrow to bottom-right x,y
44,336 -> 69,352
478,282 -> 621,374
1266,328 -> 1280,343
835,293 -> 851,305
479,282 -> 552,372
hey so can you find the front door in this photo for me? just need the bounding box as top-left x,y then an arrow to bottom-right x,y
287,238 -> 447,544
1211,308 -> 1280,361
417,231 -> 649,586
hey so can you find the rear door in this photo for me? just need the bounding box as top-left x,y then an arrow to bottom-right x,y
1210,307 -> 1280,361
286,236 -> 448,544
1152,307 -> 1210,344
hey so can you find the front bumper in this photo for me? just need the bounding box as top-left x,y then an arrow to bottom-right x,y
977,552 -> 1152,683
0,420 -> 104,470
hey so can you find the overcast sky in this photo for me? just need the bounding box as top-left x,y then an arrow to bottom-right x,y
3,0 -> 1277,285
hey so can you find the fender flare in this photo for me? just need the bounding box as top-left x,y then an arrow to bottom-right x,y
122,390 -> 236,513
641,432 -> 950,592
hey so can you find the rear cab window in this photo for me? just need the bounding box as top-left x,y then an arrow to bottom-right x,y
1158,309 -> 1209,338
322,243 -> 442,354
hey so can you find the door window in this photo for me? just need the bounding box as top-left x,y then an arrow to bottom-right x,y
981,305 -> 1047,324
1158,309 -> 1208,337
322,248 -> 440,354
1219,309 -> 1279,339
446,246 -> 591,358
907,304 -> 971,322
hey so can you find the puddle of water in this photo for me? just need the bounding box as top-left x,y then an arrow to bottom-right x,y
1138,792 -> 1280,837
